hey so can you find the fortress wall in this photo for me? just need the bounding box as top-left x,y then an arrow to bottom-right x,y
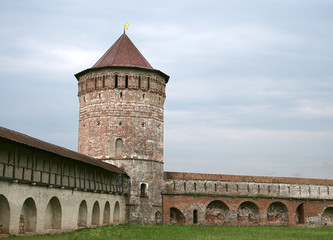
163,172 -> 333,200
162,172 -> 333,226
0,181 -> 126,235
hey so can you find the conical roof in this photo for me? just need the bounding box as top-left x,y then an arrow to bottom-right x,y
92,33 -> 153,70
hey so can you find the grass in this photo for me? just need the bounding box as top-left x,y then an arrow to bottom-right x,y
4,225 -> 333,240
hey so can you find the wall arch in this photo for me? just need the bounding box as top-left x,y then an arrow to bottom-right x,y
170,207 -> 185,224
20,197 -> 37,233
44,197 -> 62,230
113,201 -> 120,223
237,201 -> 259,224
205,200 -> 230,224
0,195 -> 10,234
296,203 -> 305,224
91,201 -> 100,226
77,200 -> 87,227
322,207 -> 333,226
267,202 -> 288,225
103,201 -> 111,225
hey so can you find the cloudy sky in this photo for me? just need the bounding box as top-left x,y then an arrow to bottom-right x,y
0,0 -> 332,179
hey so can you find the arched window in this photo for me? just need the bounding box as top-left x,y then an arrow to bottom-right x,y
140,183 -> 147,197
115,138 -> 123,156
115,75 -> 118,88
125,75 -> 128,88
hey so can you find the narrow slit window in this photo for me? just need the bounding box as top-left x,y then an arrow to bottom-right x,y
115,75 -> 118,88
125,75 -> 128,88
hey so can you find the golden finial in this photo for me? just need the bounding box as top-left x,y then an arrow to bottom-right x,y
124,23 -> 129,33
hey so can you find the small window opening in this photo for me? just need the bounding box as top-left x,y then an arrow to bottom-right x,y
120,92 -> 122,98
194,182 -> 197,191
97,121 -> 100,126
226,183 -> 228,192
115,75 -> 118,88
99,93 -> 101,98
204,182 -> 207,191
173,181 -> 176,191
142,122 -> 145,127
83,96 -> 86,102
138,76 -> 141,89
125,75 -> 128,88
193,210 -> 198,224
184,182 -> 186,192
102,76 -> 105,88
147,77 -> 150,90
94,76 -> 97,89
247,184 -> 250,193
215,183 -> 217,192
140,183 -> 147,197
236,184 -> 239,192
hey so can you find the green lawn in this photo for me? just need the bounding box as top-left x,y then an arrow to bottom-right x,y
5,225 -> 333,240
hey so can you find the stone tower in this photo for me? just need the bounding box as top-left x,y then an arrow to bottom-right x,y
75,32 -> 169,224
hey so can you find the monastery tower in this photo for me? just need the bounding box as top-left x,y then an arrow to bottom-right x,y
75,32 -> 169,223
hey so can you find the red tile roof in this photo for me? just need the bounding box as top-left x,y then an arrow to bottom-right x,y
93,33 -> 153,70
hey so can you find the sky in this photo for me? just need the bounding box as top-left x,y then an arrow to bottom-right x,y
0,0 -> 332,179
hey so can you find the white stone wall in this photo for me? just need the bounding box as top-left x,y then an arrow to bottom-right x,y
0,181 -> 126,234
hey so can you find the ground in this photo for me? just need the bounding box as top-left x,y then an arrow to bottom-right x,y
2,225 -> 333,240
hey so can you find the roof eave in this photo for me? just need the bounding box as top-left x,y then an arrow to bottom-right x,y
75,66 -> 170,83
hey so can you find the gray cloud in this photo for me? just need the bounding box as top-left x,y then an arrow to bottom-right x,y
1,0 -> 332,178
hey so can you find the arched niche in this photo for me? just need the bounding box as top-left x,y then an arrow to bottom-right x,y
0,195 -> 10,234
113,201 -> 120,223
20,197 -> 37,233
77,200 -> 87,227
322,207 -> 333,226
170,207 -> 185,224
91,201 -> 100,226
44,197 -> 62,230
103,201 -> 111,225
267,202 -> 288,225
205,200 -> 230,224
296,203 -> 305,224
237,201 -> 259,224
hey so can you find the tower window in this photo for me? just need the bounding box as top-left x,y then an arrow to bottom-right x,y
115,138 -> 123,156
120,92 -> 122,98
94,76 -> 97,89
102,75 -> 105,88
125,75 -> 128,88
147,77 -> 150,90
115,75 -> 118,88
140,183 -> 147,197
138,76 -> 141,89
